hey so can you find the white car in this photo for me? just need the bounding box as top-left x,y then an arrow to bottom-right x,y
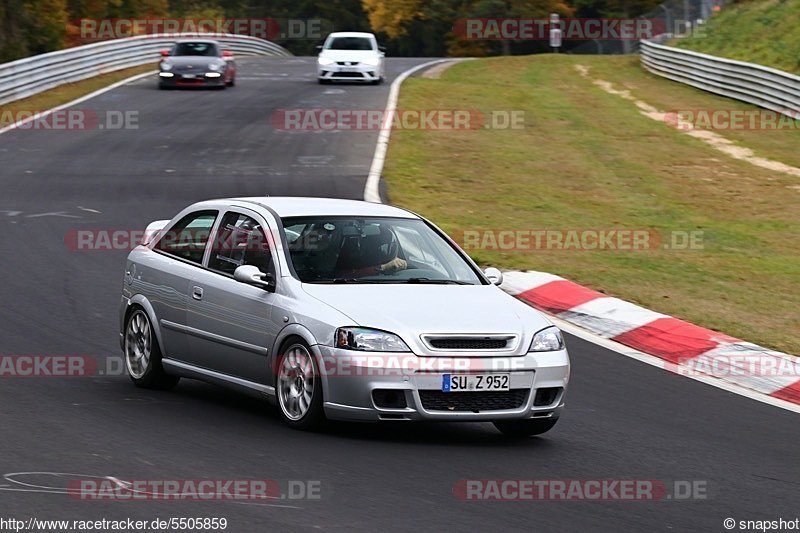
119,197 -> 570,436
317,32 -> 385,84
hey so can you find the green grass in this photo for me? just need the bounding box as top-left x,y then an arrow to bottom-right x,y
383,54 -> 800,354
673,0 -> 800,74
0,64 -> 155,123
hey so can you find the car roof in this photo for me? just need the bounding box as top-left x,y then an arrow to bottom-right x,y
175,39 -> 220,45
223,197 -> 419,219
325,32 -> 376,39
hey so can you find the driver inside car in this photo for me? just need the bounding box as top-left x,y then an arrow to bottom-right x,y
334,224 -> 407,278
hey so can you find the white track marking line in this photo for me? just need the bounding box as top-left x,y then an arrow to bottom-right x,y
0,70 -> 156,136
364,59 -> 453,203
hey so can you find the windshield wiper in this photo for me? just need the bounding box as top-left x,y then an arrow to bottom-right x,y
313,277 -> 474,285
404,278 -> 473,285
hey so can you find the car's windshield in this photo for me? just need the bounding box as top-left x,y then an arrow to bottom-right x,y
172,42 -> 218,56
325,37 -> 374,51
281,216 -> 482,285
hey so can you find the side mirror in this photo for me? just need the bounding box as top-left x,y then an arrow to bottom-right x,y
222,50 -> 234,57
483,267 -> 503,286
315,45 -> 323,51
234,265 -> 276,292
378,45 -> 387,53
160,50 -> 170,57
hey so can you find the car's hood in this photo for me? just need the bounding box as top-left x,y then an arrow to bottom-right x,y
319,50 -> 380,63
301,283 -> 550,340
165,56 -> 217,66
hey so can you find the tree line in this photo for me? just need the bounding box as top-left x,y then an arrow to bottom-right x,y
0,0 -> 669,62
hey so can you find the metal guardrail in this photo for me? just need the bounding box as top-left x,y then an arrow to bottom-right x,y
0,33 -> 291,105
640,38 -> 800,118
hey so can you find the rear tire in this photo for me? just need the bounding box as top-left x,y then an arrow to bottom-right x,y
275,338 -> 325,430
124,308 -> 179,390
493,418 -> 558,437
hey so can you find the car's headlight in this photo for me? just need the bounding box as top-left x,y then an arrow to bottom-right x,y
529,326 -> 564,352
208,60 -> 226,72
160,60 -> 173,71
318,57 -> 335,66
335,327 -> 410,352
361,57 -> 380,67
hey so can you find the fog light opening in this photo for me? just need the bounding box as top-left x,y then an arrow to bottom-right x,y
533,387 -> 563,407
372,389 -> 407,409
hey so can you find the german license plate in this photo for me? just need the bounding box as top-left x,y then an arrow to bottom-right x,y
182,74 -> 197,79
442,373 -> 510,392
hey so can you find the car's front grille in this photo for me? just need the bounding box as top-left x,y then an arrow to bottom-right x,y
336,61 -> 360,66
419,389 -> 528,412
333,72 -> 364,78
428,338 -> 508,350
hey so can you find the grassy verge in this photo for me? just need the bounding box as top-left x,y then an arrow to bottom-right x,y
384,54 -> 800,353
672,0 -> 800,74
0,64 -> 155,120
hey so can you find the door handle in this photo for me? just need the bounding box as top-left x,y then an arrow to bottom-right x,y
192,286 -> 204,300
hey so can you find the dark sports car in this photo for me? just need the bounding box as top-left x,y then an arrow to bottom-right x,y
158,39 -> 236,89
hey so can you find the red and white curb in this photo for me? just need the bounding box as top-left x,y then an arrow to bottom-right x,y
500,271 -> 800,408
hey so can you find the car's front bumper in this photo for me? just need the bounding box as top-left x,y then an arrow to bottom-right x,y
159,72 -> 226,87
315,346 -> 569,422
317,64 -> 380,82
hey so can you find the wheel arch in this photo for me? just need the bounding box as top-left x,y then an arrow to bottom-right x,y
269,324 -> 328,397
124,295 -> 167,357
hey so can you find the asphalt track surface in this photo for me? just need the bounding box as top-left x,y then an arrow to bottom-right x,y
0,57 -> 798,532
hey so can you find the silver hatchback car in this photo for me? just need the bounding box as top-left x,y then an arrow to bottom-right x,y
119,197 -> 570,436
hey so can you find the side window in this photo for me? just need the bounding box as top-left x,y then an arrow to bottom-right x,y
208,212 -> 276,277
155,210 -> 217,264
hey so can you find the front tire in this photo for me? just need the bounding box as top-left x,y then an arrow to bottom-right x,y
493,418 -> 558,437
124,308 -> 179,390
275,338 -> 325,430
